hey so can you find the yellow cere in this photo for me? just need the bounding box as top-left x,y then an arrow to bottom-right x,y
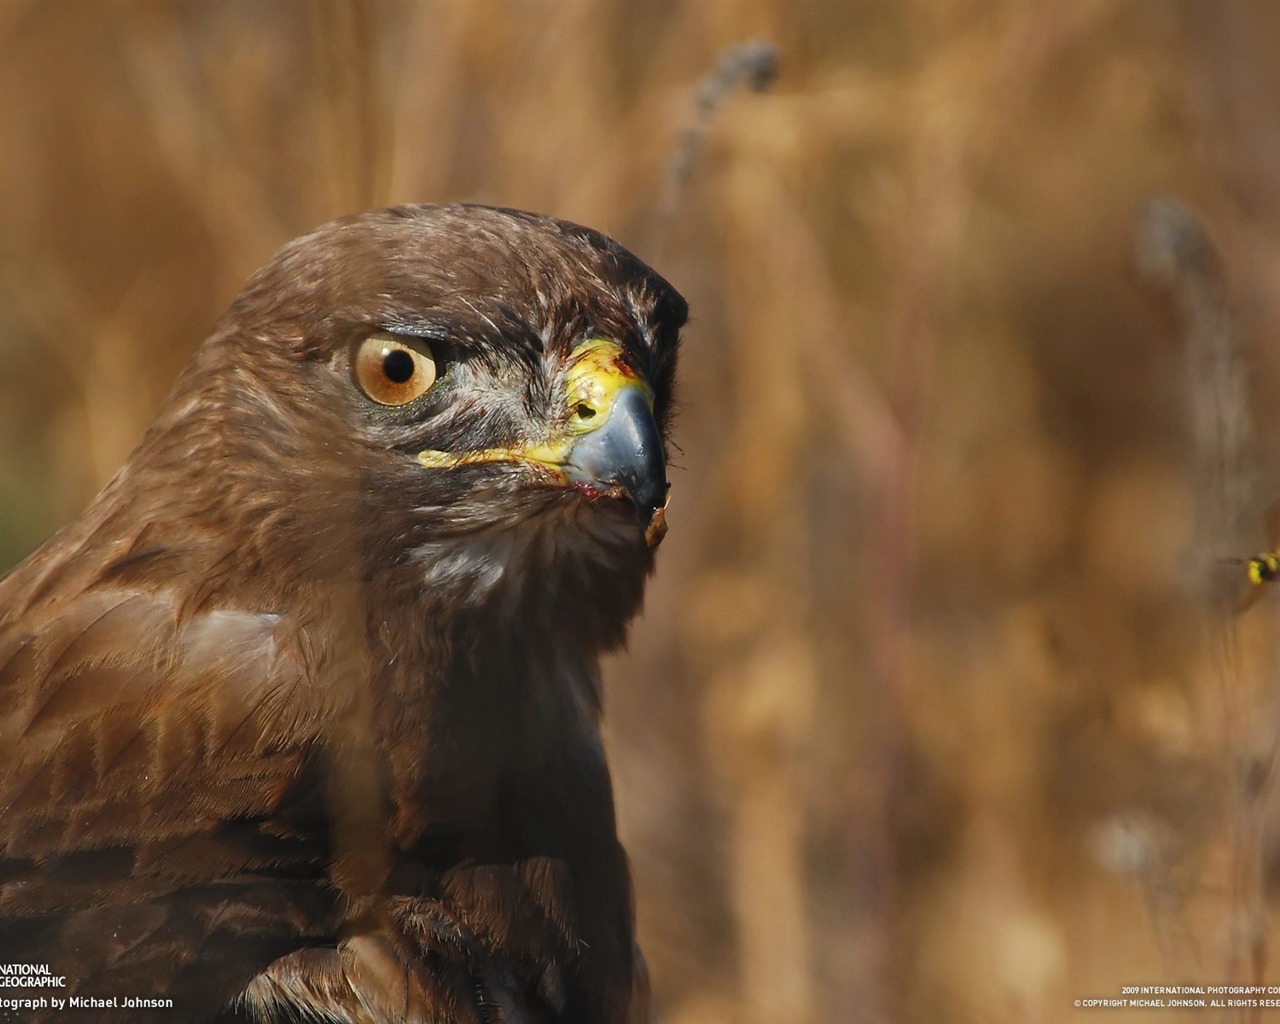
562,338 -> 654,431
417,338 -> 649,472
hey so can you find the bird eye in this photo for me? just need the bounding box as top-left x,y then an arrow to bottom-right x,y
353,332 -> 438,406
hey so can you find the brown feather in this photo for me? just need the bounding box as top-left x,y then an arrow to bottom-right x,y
0,204 -> 686,1023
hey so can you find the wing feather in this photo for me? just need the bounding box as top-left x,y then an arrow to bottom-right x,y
0,577 -> 338,1022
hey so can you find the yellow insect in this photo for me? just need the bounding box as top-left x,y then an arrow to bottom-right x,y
1230,554 -> 1277,612
1244,551 -> 1280,588
1225,502 -> 1280,611
1229,501 -> 1280,611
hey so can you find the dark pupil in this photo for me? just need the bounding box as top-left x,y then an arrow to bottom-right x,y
382,348 -> 416,384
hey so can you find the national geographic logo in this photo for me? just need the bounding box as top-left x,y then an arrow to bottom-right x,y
0,965 -> 65,988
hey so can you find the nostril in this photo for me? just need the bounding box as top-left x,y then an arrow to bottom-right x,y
574,403 -> 597,421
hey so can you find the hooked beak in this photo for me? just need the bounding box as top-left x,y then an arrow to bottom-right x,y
563,382 -> 668,527
418,339 -> 670,548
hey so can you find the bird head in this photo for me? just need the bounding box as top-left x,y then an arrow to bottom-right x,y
136,204 -> 687,644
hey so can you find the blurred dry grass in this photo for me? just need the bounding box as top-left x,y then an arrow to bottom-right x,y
8,1 -> 1280,1021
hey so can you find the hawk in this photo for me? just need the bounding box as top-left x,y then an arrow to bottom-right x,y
0,204 -> 686,1023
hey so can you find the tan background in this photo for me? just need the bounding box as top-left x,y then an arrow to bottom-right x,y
3,2 -> 1280,1022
